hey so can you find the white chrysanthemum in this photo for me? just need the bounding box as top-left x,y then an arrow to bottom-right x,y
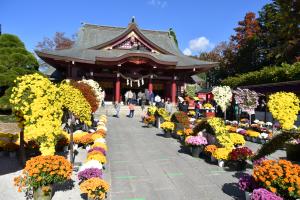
94,138 -> 106,144
254,119 -> 259,124
259,132 -> 269,139
73,130 -> 83,135
97,126 -> 107,132
266,122 -> 273,126
79,160 -> 103,172
88,129 -> 95,133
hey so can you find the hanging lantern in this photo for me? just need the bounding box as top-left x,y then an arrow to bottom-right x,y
141,78 -> 144,85
137,80 -> 140,87
130,80 -> 133,87
127,79 -> 129,85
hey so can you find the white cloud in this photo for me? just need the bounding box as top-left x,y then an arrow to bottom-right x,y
148,0 -> 167,8
184,36 -> 214,55
183,48 -> 192,56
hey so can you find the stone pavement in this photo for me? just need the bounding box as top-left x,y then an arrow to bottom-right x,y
104,115 -> 284,200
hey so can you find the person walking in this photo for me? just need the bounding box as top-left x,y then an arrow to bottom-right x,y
114,101 -> 120,118
128,101 -> 135,118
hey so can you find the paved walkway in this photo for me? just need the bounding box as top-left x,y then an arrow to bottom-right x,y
105,116 -> 252,200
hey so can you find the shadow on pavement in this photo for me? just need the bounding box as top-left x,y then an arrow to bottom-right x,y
222,182 -> 245,200
0,155 -> 22,175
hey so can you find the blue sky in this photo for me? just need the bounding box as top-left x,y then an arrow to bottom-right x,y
1,0 -> 270,55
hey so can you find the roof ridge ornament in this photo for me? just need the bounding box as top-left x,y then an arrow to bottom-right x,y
131,16 -> 135,23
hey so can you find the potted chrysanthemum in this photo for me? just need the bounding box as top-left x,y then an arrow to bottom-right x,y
14,155 -> 73,200
79,177 -> 109,200
228,147 -> 253,170
160,121 -> 175,138
185,136 -> 207,157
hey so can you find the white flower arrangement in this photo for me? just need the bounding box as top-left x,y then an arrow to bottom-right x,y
232,120 -> 238,125
254,119 -> 259,124
97,126 -> 107,132
259,132 -> 269,139
79,79 -> 104,104
266,122 -> 273,126
79,160 -> 103,172
212,86 -> 232,112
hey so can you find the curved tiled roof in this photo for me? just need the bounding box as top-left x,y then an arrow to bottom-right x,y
37,22 -> 218,69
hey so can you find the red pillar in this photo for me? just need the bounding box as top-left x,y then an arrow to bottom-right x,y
148,78 -> 153,92
115,77 -> 120,102
171,80 -> 176,105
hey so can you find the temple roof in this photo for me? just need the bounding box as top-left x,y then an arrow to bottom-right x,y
36,22 -> 218,69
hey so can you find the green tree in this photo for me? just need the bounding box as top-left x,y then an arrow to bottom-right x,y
0,34 -> 39,111
258,0 -> 300,65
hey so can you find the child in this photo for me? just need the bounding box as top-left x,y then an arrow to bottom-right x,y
128,102 -> 135,118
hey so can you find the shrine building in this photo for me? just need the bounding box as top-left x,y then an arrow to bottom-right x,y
36,19 -> 217,104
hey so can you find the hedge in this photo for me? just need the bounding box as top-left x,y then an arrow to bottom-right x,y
222,62 -> 300,88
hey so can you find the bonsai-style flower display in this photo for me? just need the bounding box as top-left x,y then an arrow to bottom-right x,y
79,79 -> 104,105
229,133 -> 246,146
212,148 -> 231,160
185,136 -> 207,146
71,81 -> 100,113
172,111 -> 190,128
78,168 -> 103,182
79,177 -> 109,200
233,88 -> 261,117
10,74 -> 64,155
14,155 -> 72,194
229,147 -> 253,161
204,145 -> 217,155
253,159 -> 300,199
212,86 -> 232,113
183,128 -> 193,136
268,92 -> 300,130
160,122 -> 175,132
251,188 -> 283,200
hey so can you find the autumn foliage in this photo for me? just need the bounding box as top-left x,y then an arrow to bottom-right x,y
71,81 -> 99,113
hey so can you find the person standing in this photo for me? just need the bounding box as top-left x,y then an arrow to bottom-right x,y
128,101 -> 135,118
182,101 -> 189,113
141,94 -> 146,111
165,98 -> 173,114
114,101 -> 120,118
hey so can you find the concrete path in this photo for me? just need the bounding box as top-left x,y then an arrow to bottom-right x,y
105,115 -> 255,200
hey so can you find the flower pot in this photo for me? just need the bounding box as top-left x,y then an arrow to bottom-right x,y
210,155 -> 217,163
33,186 -> 53,200
164,130 -> 171,138
245,191 -> 251,200
9,151 -> 16,158
156,117 -> 161,129
218,160 -> 225,167
286,144 -> 300,162
191,146 -> 202,158
236,160 -> 247,171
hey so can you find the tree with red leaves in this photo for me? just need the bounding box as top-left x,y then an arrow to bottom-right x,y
36,32 -> 75,50
231,12 -> 261,49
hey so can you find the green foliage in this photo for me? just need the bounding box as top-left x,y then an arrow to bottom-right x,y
0,34 -> 39,110
222,62 -> 300,88
253,130 -> 300,160
185,84 -> 196,98
169,28 -> 178,47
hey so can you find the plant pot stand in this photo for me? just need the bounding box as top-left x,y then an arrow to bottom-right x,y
33,185 -> 53,200
191,146 -> 202,158
164,131 -> 171,138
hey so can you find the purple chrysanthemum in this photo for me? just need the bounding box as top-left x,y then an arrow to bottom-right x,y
88,147 -> 106,155
238,174 -> 257,192
251,188 -> 283,200
78,168 -> 103,181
